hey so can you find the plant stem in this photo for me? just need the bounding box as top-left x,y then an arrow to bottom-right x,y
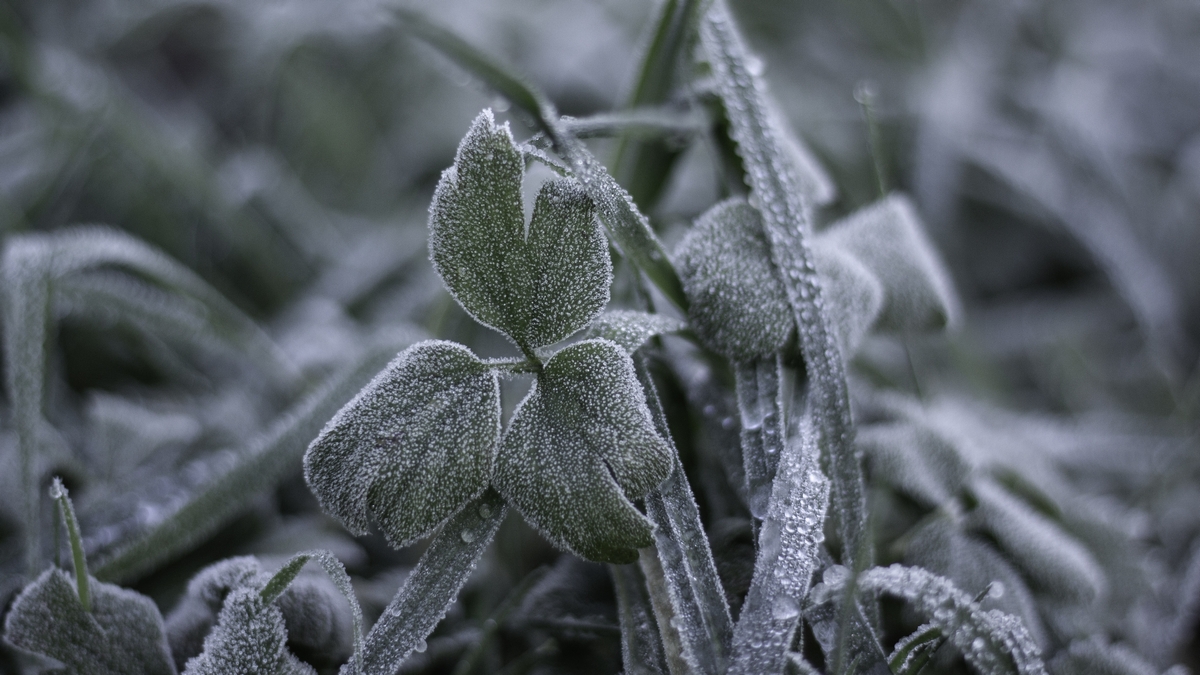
49,477 -> 90,612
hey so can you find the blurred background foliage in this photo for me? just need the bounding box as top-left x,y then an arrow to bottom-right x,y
1,0 -> 1198,672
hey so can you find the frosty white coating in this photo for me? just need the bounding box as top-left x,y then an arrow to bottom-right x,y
183,585 -> 310,675
494,339 -> 672,564
820,194 -> 960,332
304,340 -> 500,548
810,242 -> 884,357
585,309 -> 686,355
429,109 -> 611,355
675,198 -> 792,362
3,568 -> 176,675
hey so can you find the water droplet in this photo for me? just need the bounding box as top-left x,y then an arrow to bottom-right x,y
478,504 -> 493,519
461,530 -> 476,543
988,581 -> 1005,599
413,639 -> 427,653
490,97 -> 511,113
721,416 -> 734,430
772,595 -> 800,620
971,636 -> 985,652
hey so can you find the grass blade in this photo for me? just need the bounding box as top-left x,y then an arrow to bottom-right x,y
636,357 -> 733,675
610,562 -> 669,675
354,489 -> 506,675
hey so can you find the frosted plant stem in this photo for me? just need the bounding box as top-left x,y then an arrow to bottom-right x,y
701,0 -> 869,574
638,548 -> 689,675
636,357 -> 733,675
727,410 -> 830,675
354,490 -> 506,675
611,562 -> 669,675
733,357 -> 788,519
2,240 -> 50,578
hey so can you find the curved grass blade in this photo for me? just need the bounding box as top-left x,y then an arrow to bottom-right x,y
390,9 -> 687,312
354,489 -> 506,675
635,357 -> 732,675
90,332 -> 422,584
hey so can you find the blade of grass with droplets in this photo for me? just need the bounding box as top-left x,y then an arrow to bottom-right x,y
727,409 -> 830,675
635,357 -> 732,675
611,0 -> 705,208
391,8 -> 687,311
611,562 -> 669,675
733,357 -> 788,519
563,108 -> 703,140
354,490 -> 506,675
90,333 -> 422,583
1,237 -> 51,577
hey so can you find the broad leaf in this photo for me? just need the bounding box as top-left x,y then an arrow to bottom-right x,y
305,340 -> 500,548
429,110 -> 610,354
3,568 -> 176,675
494,339 -> 672,563
810,243 -> 884,357
183,586 -> 311,675
675,198 -> 791,363
820,195 -> 959,333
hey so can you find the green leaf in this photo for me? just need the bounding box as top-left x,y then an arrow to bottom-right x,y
675,198 -> 792,363
429,111 -> 610,354
182,586 -> 294,675
3,568 -> 176,675
305,340 -> 500,548
819,194 -> 959,333
494,339 -> 672,563
584,310 -> 686,355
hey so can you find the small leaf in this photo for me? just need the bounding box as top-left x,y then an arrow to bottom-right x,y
3,568 -> 176,675
810,243 -> 884,357
675,198 -> 791,363
494,339 -> 672,563
429,110 -> 610,353
819,194 -> 959,333
584,309 -> 686,355
182,586 -> 290,675
858,422 -> 969,508
305,340 -> 500,548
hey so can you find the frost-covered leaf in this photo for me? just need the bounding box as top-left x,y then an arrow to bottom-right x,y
3,568 -> 176,675
819,195 -> 959,333
183,586 -> 292,675
810,243 -> 884,357
305,340 -> 500,548
851,565 -> 1047,675
494,339 -> 672,563
970,479 -> 1106,605
675,198 -> 791,362
858,422 -> 969,508
584,310 -> 685,355
429,110 -> 610,353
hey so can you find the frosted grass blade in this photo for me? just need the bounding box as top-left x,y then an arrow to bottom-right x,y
563,108 -> 703,140
610,562 -> 669,675
354,490 -> 506,675
635,358 -> 733,675
733,357 -> 788,519
728,411 -> 830,675
700,2 -> 867,573
90,333 -> 422,584
259,550 -> 365,675
1,237 -> 51,577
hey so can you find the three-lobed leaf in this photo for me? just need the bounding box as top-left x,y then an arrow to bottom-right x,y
429,109 -> 611,355
304,340 -> 500,548
494,339 -> 672,564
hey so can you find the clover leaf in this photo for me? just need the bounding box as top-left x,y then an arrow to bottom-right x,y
304,340 -> 501,548
494,338 -> 673,564
429,109 -> 611,355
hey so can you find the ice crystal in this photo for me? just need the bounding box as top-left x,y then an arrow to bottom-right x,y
304,340 -> 501,548
494,339 -> 672,563
429,109 -> 611,355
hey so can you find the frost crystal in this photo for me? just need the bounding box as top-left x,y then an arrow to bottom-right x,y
304,340 -> 500,548
429,109 -> 611,355
584,309 -> 685,355
494,339 -> 672,563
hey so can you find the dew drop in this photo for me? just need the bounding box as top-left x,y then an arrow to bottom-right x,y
413,639 -> 427,653
461,530 -> 476,543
